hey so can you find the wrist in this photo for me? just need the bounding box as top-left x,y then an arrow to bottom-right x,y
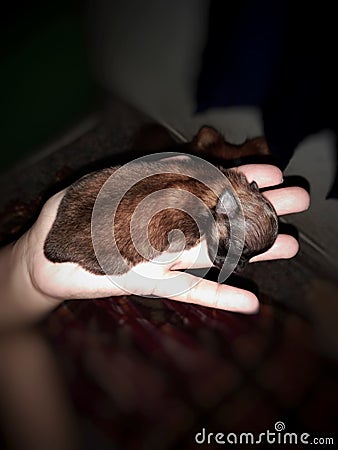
0,232 -> 62,330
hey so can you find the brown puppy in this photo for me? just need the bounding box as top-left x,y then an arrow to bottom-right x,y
44,127 -> 278,275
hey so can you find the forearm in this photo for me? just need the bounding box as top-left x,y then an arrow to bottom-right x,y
0,235 -> 62,331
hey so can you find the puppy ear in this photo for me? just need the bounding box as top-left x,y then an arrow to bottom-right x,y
245,137 -> 271,156
250,181 -> 259,192
194,126 -> 222,151
216,189 -> 240,217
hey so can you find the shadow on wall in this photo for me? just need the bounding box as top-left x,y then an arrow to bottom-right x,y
196,0 -> 338,198
0,0 -> 96,172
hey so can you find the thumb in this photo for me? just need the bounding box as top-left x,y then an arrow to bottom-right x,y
152,271 -> 259,314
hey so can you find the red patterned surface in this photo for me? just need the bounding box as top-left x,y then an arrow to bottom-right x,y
42,295 -> 338,449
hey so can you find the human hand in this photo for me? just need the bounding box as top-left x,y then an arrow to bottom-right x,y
16,163 -> 309,318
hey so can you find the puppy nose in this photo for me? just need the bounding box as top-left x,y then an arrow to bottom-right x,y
235,256 -> 248,273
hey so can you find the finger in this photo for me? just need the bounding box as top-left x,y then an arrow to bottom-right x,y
234,164 -> 283,188
250,234 -> 299,262
263,187 -> 310,216
152,272 -> 259,314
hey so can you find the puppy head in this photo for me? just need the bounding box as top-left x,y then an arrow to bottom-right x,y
210,170 -> 278,272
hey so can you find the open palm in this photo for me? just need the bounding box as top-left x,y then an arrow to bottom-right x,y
24,164 -> 309,314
